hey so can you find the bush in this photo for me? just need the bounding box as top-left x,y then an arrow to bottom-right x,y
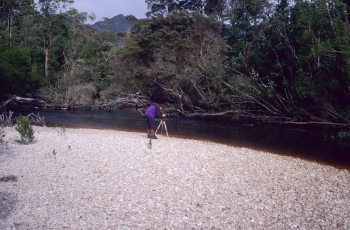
15,116 -> 35,143
337,128 -> 350,139
0,126 -> 5,143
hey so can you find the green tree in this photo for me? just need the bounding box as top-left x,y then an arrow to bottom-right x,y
36,0 -> 73,79
146,0 -> 206,17
146,0 -> 232,21
287,0 -> 350,121
124,11 -> 226,112
0,0 -> 34,42
0,45 -> 36,97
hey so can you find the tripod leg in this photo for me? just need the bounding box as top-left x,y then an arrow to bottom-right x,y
155,120 -> 162,135
163,121 -> 169,137
161,121 -> 165,135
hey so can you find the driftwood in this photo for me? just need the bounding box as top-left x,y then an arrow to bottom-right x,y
40,91 -> 151,111
282,121 -> 350,128
178,110 -> 240,118
174,108 -> 350,128
98,92 -> 150,111
1,96 -> 46,110
175,108 -> 265,120
0,97 -> 15,110
27,113 -> 46,126
0,111 -> 45,127
15,96 -> 46,108
0,111 -> 14,126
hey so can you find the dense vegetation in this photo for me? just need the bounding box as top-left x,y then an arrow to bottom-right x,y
1,0 -> 350,124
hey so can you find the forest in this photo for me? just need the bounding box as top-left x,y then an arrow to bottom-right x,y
1,0 -> 350,125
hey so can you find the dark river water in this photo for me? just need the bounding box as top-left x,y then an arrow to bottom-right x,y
17,108 -> 350,170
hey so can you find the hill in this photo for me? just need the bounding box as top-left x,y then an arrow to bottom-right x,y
92,14 -> 132,34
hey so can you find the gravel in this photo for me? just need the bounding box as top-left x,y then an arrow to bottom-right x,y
0,126 -> 349,229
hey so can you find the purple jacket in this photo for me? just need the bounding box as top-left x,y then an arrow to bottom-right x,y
145,105 -> 161,118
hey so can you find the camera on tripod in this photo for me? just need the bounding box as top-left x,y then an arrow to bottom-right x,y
155,119 -> 169,137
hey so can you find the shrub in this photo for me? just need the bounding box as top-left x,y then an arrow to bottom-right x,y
15,116 -> 35,143
0,126 -> 5,143
337,128 -> 350,139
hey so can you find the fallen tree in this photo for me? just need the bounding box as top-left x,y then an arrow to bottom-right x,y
15,96 -> 46,108
27,113 -> 45,126
95,92 -> 150,111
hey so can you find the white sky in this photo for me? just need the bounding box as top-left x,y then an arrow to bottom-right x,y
34,0 -> 149,24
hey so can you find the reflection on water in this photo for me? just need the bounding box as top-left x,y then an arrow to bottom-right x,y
16,108 -> 350,170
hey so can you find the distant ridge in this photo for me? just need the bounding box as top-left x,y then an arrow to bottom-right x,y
92,14 -> 132,34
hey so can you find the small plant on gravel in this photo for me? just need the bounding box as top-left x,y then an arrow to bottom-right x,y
0,125 -> 6,149
56,126 -> 66,136
52,149 -> 57,160
15,115 -> 35,143
61,126 -> 66,136
148,138 -> 152,149
0,126 -> 5,143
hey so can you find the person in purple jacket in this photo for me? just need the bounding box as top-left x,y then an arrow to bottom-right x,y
145,104 -> 165,139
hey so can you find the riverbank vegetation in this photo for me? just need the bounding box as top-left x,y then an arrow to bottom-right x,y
1,0 -> 350,126
14,115 -> 34,143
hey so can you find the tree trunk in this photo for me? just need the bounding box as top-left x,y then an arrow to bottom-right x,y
44,45 -> 49,78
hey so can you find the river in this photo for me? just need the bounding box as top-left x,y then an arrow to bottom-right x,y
15,108 -> 350,170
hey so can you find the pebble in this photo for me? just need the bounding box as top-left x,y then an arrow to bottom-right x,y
0,126 -> 349,229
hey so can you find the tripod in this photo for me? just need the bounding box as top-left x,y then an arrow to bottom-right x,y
155,119 -> 169,137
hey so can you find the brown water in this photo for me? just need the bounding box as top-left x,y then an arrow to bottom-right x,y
15,108 -> 350,170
